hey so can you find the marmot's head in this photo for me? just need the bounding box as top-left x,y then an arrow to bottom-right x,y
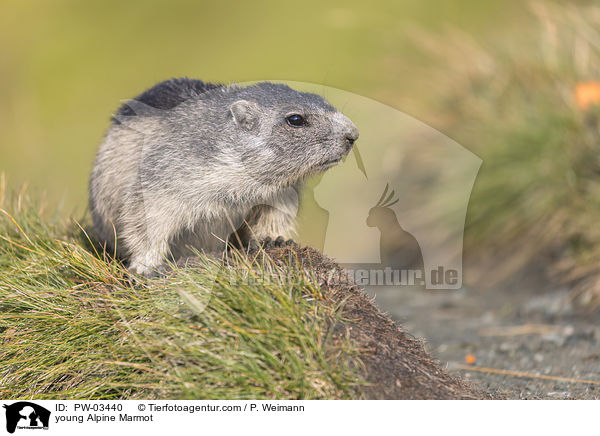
228,82 -> 359,187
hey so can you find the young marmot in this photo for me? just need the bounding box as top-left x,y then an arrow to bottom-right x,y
89,78 -> 359,276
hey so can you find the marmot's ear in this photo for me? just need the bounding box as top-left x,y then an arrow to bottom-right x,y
230,100 -> 259,131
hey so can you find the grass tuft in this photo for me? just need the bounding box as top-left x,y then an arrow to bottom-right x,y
0,185 -> 362,399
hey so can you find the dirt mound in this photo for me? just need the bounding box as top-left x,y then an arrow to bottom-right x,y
256,244 -> 496,399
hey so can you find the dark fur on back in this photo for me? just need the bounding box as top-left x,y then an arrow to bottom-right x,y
114,78 -> 223,120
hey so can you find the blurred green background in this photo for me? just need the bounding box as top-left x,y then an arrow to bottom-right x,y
0,0 -> 524,213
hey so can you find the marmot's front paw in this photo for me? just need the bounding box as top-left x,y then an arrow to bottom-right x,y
128,262 -> 171,279
248,236 -> 296,251
266,236 -> 296,247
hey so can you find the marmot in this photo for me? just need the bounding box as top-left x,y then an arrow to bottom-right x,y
89,78 -> 359,277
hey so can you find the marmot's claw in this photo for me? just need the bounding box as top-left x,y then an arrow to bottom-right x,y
247,239 -> 260,251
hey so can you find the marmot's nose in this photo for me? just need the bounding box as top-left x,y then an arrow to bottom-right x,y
344,125 -> 359,148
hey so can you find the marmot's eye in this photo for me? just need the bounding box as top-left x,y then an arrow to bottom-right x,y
286,114 -> 305,127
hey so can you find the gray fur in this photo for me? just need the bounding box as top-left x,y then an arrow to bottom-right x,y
89,79 -> 359,276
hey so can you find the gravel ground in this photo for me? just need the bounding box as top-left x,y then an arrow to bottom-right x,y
364,278 -> 600,399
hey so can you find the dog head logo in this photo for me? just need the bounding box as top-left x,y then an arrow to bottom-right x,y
3,402 -> 50,434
